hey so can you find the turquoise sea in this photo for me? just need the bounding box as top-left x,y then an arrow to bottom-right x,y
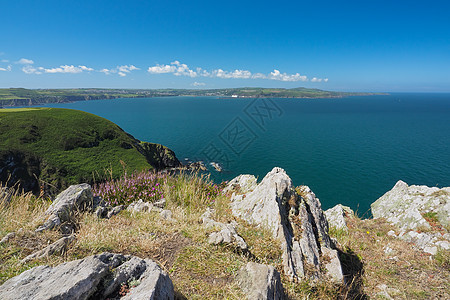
43,93 -> 450,215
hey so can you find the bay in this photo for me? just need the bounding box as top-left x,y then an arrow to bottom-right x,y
43,93 -> 450,216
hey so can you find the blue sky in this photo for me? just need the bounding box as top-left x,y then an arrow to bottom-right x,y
1,0 -> 449,92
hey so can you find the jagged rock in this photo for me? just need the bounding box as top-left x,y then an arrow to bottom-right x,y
21,235 -> 76,263
324,204 -> 354,231
0,252 -> 174,300
202,208 -> 248,251
127,199 -> 153,214
237,262 -> 285,300
230,167 -> 343,282
36,184 -> 93,232
371,180 -> 450,231
223,174 -> 257,195
0,232 -> 15,244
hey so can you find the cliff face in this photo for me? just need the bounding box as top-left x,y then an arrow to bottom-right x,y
138,142 -> 181,170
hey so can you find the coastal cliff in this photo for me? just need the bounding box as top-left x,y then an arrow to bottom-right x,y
0,107 -> 181,195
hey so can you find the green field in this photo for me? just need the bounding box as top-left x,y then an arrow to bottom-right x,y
0,87 -> 383,107
0,107 -> 179,194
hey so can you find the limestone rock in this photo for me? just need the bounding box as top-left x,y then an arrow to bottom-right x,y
230,167 -> 343,282
202,208 -> 248,251
36,184 -> 93,232
324,204 -> 354,231
0,252 -> 174,300
223,174 -> 257,195
21,235 -> 76,263
372,180 -> 450,255
371,180 -> 450,231
237,262 -> 285,300
127,199 -> 153,214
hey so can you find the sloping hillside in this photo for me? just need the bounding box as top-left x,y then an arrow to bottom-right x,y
0,108 -> 180,194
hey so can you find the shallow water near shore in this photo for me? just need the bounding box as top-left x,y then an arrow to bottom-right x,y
42,93 -> 450,215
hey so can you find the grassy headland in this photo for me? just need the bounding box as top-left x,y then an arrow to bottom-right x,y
0,87 -> 385,107
0,107 -> 179,194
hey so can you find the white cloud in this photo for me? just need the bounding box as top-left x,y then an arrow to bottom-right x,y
17,58 -> 34,65
192,82 -> 206,86
268,69 -> 308,82
147,61 -> 327,83
21,64 -> 93,74
44,65 -> 93,74
101,65 -> 139,76
0,65 -> 12,71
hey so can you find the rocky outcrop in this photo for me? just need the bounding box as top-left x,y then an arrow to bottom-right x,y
0,252 -> 174,300
325,204 -> 354,232
36,184 -> 94,232
202,208 -> 248,251
371,180 -> 450,231
372,180 -> 450,254
229,167 -> 343,282
237,262 -> 285,300
138,142 -> 181,170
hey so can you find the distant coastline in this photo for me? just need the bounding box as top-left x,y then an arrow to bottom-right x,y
0,87 -> 388,107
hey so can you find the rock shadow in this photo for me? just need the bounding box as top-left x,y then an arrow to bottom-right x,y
337,248 -> 368,299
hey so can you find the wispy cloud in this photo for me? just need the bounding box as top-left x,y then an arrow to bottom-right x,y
22,64 -> 94,74
16,58 -> 34,65
0,65 -> 12,72
147,61 -> 327,82
192,81 -> 206,86
100,65 -> 139,77
1,59 -> 9,63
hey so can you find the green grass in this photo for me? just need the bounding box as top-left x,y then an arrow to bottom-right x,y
0,108 -> 169,193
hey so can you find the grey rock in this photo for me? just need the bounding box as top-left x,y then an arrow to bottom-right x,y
36,184 -> 93,232
371,180 -> 450,231
202,208 -> 248,251
121,259 -> 174,300
237,262 -> 285,300
21,235 -> 76,263
230,167 -> 343,282
223,174 -> 257,195
0,232 -> 15,244
324,204 -> 354,232
0,252 -> 174,300
322,247 -> 344,284
208,224 -> 248,251
127,199 -> 153,214
106,205 -> 125,219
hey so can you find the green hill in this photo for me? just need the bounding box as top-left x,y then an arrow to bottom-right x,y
0,108 -> 180,194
